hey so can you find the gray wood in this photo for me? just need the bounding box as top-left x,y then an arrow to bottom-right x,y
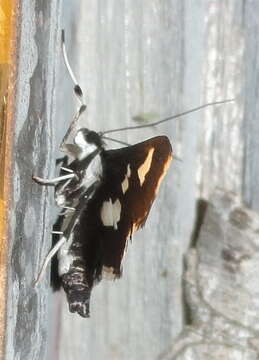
5,1 -> 62,359
243,1 -> 259,211
161,190 -> 259,359
8,0 -> 259,359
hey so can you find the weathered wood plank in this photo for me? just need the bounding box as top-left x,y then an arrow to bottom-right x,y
242,1 -> 259,210
5,1 -> 61,359
0,1 -> 21,359
161,190 -> 259,359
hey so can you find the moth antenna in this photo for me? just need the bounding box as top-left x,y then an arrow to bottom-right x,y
101,136 -> 131,147
103,133 -> 184,161
34,236 -> 67,286
60,30 -> 88,151
61,29 -> 84,105
101,99 -> 235,135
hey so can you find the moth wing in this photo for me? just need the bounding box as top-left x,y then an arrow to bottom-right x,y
75,136 -> 172,281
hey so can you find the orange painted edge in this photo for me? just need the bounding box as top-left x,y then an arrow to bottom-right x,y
0,1 -> 20,359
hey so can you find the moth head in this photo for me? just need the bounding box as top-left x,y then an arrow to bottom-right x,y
74,128 -> 103,160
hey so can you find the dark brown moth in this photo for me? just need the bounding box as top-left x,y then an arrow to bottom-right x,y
33,30 -> 232,317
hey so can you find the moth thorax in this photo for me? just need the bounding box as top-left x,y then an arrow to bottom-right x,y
74,128 -> 103,160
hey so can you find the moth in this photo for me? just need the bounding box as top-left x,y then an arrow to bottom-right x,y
33,30 -> 232,318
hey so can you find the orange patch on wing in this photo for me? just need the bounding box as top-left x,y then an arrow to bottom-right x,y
132,222 -> 139,234
137,148 -> 154,186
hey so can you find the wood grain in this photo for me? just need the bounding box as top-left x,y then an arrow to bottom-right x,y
161,190 -> 259,359
0,2 -> 19,359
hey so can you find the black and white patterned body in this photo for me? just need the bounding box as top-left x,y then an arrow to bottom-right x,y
54,128 -> 172,317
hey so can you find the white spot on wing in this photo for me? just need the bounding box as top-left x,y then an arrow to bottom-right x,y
100,198 -> 121,229
121,164 -> 131,194
137,148 -> 154,186
121,177 -> 129,194
102,266 -> 116,280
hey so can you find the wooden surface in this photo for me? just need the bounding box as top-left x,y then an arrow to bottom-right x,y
5,1 -> 62,359
161,190 -> 259,359
6,1 -> 259,359
0,1 -> 19,359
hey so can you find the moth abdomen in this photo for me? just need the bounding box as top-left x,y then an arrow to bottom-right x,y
62,270 -> 92,317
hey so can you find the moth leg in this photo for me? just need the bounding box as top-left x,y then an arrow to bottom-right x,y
60,30 -> 87,153
62,206 -> 75,211
59,206 -> 76,215
32,173 -> 76,185
59,209 -> 76,216
35,192 -> 87,286
34,235 -> 67,286
60,167 -> 74,173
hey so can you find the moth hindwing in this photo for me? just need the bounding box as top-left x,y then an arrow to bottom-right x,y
33,30 -> 172,318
